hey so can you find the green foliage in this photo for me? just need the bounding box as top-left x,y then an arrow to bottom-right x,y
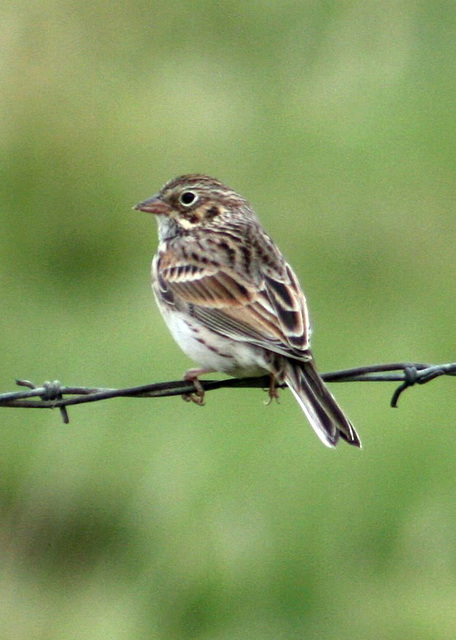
2,1 -> 456,638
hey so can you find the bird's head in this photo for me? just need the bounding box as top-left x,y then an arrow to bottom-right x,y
134,174 -> 252,235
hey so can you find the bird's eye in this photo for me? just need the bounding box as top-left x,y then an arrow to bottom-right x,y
179,191 -> 198,207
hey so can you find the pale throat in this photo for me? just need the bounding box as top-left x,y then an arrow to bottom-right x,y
156,214 -> 181,241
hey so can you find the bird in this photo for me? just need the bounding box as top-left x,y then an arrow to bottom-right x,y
134,174 -> 360,448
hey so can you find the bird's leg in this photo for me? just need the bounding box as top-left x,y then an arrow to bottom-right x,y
182,368 -> 214,405
265,373 -> 280,405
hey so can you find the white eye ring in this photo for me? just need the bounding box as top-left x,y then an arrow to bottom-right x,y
179,190 -> 198,207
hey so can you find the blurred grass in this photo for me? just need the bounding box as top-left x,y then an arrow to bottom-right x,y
2,1 -> 456,638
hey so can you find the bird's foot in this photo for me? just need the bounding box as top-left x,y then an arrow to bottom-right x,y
182,368 -> 214,405
265,374 -> 280,405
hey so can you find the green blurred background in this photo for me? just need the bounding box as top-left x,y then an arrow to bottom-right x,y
2,1 -> 456,638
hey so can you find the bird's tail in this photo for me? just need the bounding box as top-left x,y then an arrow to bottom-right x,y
284,359 -> 361,448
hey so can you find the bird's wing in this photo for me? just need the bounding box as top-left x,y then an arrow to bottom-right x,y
156,246 -> 310,359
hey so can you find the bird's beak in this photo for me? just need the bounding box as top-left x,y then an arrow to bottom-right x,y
134,195 -> 170,215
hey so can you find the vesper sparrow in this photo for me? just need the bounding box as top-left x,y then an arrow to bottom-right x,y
135,175 -> 360,448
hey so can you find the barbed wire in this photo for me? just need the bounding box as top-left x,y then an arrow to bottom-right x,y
0,362 -> 454,425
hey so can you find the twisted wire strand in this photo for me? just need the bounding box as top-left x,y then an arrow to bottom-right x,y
0,362 -> 454,424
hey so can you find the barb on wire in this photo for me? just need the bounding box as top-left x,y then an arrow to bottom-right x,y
0,362 -> 455,424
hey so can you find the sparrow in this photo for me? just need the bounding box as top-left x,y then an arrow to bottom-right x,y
135,174 -> 360,448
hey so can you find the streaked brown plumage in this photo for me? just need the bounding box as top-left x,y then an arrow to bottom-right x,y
135,174 -> 361,448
